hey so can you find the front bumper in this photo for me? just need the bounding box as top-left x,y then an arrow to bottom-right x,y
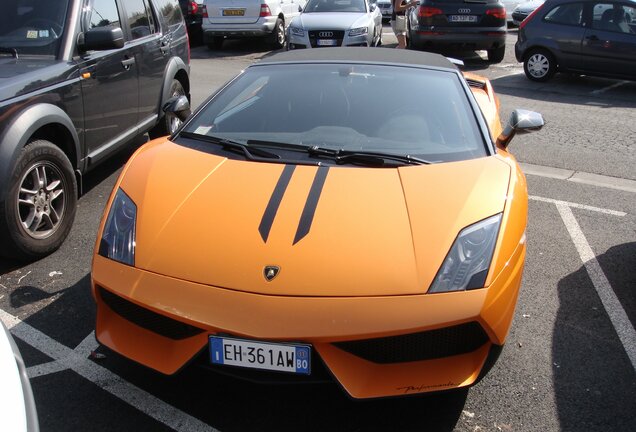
202,17 -> 276,40
409,27 -> 506,51
92,237 -> 525,399
287,31 -> 371,49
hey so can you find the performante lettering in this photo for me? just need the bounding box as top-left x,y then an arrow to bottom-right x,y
397,382 -> 456,394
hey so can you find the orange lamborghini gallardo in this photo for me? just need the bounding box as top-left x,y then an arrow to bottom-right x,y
91,48 -> 544,399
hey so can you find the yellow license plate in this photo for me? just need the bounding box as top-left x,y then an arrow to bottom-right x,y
223,9 -> 245,16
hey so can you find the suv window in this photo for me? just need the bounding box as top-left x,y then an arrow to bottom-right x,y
126,0 -> 158,39
154,0 -> 185,27
0,0 -> 69,56
89,0 -> 121,29
543,2 -> 584,26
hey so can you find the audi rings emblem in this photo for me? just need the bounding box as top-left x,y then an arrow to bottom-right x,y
458,8 -> 471,13
318,31 -> 334,37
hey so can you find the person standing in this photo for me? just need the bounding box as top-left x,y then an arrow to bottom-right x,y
391,0 -> 417,48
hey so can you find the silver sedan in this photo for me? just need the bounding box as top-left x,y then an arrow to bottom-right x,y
287,0 -> 383,49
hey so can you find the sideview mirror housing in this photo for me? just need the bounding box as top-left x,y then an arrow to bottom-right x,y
163,95 -> 191,122
496,109 -> 544,149
80,27 -> 125,51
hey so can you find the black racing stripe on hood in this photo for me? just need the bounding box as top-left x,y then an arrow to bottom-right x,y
259,165 -> 296,243
293,166 -> 330,245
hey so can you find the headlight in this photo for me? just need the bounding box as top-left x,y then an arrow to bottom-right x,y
428,214 -> 502,293
349,27 -> 368,36
98,188 -> 137,266
290,26 -> 305,37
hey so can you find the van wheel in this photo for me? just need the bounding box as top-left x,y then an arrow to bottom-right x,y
524,49 -> 557,82
270,18 -> 285,49
0,140 -> 77,261
149,79 -> 186,138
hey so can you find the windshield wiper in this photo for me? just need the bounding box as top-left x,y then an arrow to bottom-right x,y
307,146 -> 432,166
245,140 -> 432,166
0,47 -> 18,59
179,131 -> 280,160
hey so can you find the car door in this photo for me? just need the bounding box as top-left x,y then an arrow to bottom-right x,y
120,0 -> 166,129
539,1 -> 586,70
581,1 -> 636,77
79,0 -> 140,166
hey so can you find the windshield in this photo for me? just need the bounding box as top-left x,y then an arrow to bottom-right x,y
0,0 -> 69,56
183,63 -> 488,164
305,0 -> 368,13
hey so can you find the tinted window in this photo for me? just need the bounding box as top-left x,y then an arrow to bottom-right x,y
154,0 -> 184,26
543,2 -> 583,25
125,0 -> 157,39
0,0 -> 69,56
89,0 -> 120,29
184,64 -> 488,164
592,3 -> 636,33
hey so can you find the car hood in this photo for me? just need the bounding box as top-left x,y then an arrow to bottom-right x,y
118,140 -> 511,297
0,57 -> 75,103
295,12 -> 369,30
0,323 -> 28,432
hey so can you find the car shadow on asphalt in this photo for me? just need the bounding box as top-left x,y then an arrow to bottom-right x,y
553,241 -> 636,431
489,73 -> 636,108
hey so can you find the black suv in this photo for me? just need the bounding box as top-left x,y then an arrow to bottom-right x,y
407,0 -> 507,62
0,0 -> 191,261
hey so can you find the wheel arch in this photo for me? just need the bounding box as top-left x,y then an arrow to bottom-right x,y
159,58 -> 191,112
0,103 -> 80,203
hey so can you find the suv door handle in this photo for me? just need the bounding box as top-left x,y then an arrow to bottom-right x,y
121,57 -> 136,70
585,34 -> 599,41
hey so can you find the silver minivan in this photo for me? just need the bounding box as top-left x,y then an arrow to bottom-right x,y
202,0 -> 306,49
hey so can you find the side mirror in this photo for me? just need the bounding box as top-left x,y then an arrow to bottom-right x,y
80,27 -> 124,51
163,95 -> 191,122
496,109 -> 544,149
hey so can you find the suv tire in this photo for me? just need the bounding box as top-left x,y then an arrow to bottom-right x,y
488,45 -> 505,63
149,79 -> 187,138
270,18 -> 285,49
0,140 -> 77,260
208,36 -> 224,50
523,49 -> 557,82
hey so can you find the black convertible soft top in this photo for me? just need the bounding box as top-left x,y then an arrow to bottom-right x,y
257,47 -> 457,70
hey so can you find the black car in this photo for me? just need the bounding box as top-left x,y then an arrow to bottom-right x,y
0,0 -> 191,261
407,0 -> 507,62
179,0 -> 204,43
515,0 -> 636,81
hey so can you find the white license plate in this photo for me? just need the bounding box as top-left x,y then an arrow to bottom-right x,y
317,39 -> 338,46
210,336 -> 311,374
449,15 -> 478,22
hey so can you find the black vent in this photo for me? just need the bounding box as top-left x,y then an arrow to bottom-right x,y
98,287 -> 204,340
308,30 -> 345,48
333,322 -> 489,364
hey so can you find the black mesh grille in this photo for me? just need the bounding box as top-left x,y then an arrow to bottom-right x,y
98,287 -> 204,340
333,322 -> 489,364
308,30 -> 344,48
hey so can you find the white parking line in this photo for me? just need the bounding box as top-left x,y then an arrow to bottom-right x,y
529,195 -> 627,216
0,309 -> 218,432
590,80 -> 630,95
555,203 -> 636,373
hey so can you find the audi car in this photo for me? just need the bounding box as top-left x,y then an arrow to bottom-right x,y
407,0 -> 508,62
287,0 -> 382,49
91,48 -> 543,399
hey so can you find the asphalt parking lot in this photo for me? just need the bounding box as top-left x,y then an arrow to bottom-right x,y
1,28 -> 635,431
